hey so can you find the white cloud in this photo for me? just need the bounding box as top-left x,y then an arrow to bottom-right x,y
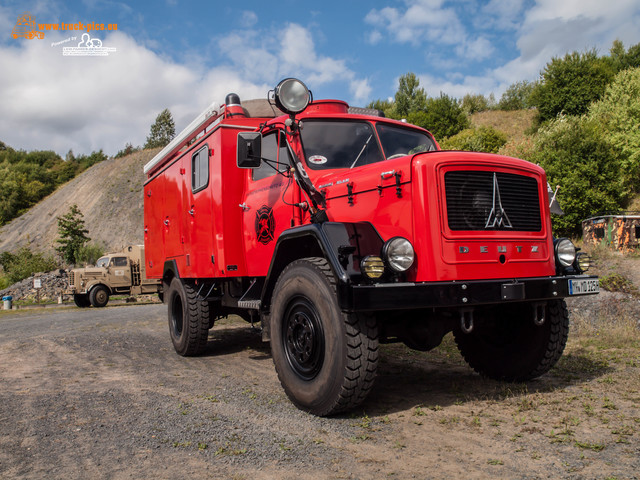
0,16 -> 370,156
0,29 -> 264,156
240,10 -> 258,28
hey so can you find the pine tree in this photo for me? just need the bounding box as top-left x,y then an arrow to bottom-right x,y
56,204 -> 90,265
144,108 -> 176,149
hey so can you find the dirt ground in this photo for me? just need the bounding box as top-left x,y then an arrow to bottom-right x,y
1,296 -> 638,480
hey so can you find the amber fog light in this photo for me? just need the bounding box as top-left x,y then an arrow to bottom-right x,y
576,252 -> 591,273
361,256 -> 384,279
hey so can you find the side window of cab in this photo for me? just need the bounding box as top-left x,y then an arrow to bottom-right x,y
111,257 -> 128,267
252,132 -> 290,181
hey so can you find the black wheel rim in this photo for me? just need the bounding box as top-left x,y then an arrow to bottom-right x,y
282,297 -> 325,380
171,293 -> 184,338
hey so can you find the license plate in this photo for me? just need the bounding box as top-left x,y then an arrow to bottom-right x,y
569,278 -> 600,295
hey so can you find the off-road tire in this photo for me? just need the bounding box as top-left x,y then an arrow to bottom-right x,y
270,257 -> 379,416
73,294 -> 91,308
454,300 -> 569,381
89,285 -> 109,308
166,277 -> 210,356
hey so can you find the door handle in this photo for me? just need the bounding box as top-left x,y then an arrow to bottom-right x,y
239,203 -> 250,211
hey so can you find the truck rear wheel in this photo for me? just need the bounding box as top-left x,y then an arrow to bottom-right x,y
270,258 -> 379,416
166,277 -> 209,356
89,286 -> 109,308
73,294 -> 91,308
454,300 -> 569,381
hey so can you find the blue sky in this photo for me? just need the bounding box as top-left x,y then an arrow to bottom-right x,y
1,0 -> 639,156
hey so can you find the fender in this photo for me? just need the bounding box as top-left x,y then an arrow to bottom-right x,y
260,221 -> 383,311
162,259 -> 180,285
87,281 -> 111,295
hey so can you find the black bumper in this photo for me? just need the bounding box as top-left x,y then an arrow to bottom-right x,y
343,275 -> 599,312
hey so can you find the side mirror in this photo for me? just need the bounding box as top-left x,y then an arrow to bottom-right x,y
237,132 -> 262,168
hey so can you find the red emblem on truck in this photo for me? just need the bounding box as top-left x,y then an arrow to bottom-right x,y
255,205 -> 275,245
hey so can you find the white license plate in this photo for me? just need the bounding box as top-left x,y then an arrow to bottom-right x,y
569,278 -> 600,295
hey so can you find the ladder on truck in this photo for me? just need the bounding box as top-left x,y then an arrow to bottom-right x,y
131,262 -> 141,286
143,101 -> 226,176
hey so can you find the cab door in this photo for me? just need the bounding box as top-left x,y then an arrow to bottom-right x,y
241,131 -> 297,277
109,256 -> 132,289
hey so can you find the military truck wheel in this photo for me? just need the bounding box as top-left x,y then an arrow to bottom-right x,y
166,277 -> 209,356
454,300 -> 569,381
89,286 -> 109,308
270,258 -> 379,416
73,294 -> 91,308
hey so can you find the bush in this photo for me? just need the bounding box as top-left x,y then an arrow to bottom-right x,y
0,248 -> 59,284
498,81 -> 535,111
440,126 -> 507,153
461,93 -> 490,115
527,115 -> 627,237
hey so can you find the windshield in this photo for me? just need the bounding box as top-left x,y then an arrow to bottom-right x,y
96,257 -> 109,268
375,123 -> 436,158
300,120 -> 436,170
300,121 -> 384,170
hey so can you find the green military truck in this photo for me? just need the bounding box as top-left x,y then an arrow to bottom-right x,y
67,245 -> 161,307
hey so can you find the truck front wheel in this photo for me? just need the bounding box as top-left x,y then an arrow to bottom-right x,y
166,277 -> 209,356
270,258 -> 379,416
73,294 -> 91,308
454,300 -> 569,382
89,286 -> 109,308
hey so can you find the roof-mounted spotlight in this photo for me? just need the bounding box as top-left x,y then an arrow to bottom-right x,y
273,78 -> 311,115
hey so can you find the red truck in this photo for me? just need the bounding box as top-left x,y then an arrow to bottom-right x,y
143,78 -> 599,416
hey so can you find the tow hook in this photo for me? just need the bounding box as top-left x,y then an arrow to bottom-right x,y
460,308 -> 474,334
533,302 -> 546,326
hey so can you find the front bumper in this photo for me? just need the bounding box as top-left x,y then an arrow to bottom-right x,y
344,275 -> 599,312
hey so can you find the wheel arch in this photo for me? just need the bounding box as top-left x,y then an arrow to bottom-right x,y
88,281 -> 112,295
260,222 -> 383,312
162,259 -> 180,289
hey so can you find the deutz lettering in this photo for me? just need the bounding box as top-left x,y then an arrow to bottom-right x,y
459,246 -> 541,254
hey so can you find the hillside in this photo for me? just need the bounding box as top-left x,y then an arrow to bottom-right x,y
470,109 -> 536,142
0,148 -> 160,255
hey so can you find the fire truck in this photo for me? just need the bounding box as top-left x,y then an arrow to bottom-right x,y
143,78 -> 599,416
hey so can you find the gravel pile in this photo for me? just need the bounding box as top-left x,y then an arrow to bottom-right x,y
0,269 -> 69,302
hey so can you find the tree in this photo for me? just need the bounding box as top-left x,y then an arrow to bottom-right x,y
498,80 -> 535,111
408,93 -> 470,140
527,116 -> 626,237
145,108 -> 176,149
588,67 -> 640,193
393,73 -> 427,118
530,49 -> 615,125
56,204 -> 90,264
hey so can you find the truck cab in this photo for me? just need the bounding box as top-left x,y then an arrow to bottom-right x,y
67,245 -> 161,308
144,78 -> 599,416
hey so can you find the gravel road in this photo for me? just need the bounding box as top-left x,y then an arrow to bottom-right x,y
1,303 -> 638,479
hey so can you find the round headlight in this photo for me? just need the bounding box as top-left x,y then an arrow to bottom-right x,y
382,237 -> 415,272
274,78 -> 310,115
555,238 -> 576,268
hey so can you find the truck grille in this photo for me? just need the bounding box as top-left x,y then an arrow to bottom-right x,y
445,171 -> 542,231
69,271 -> 75,286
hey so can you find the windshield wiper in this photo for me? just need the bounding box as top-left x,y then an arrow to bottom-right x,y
350,134 -> 372,169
